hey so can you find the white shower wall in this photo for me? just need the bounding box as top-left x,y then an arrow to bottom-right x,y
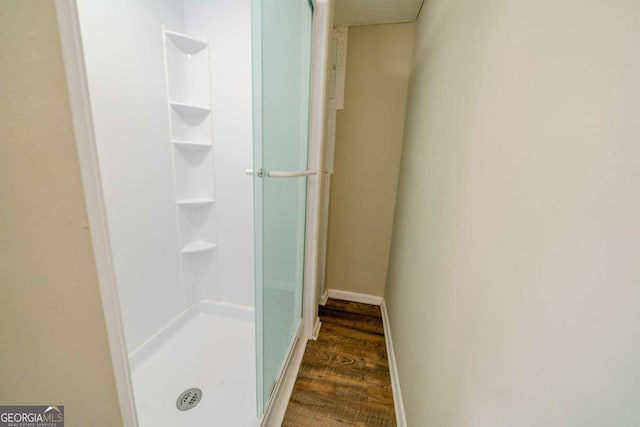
77,0 -> 254,354
184,0 -> 255,307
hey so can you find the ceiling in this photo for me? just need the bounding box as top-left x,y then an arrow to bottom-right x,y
333,0 -> 424,26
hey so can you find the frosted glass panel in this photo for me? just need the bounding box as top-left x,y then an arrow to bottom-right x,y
252,0 -> 313,416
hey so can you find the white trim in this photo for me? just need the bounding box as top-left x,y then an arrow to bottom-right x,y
54,1 -> 137,425
260,324 -> 308,427
327,26 -> 347,111
250,0 -> 265,414
319,288 -> 329,305
316,171 -> 331,299
380,300 -> 407,427
312,318 -> 322,340
317,26 -> 345,301
303,0 -> 331,339
327,289 -> 383,306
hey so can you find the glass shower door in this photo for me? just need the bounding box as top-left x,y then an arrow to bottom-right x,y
252,0 -> 314,417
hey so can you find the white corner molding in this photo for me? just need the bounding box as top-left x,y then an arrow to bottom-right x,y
319,288 -> 329,305
312,317 -> 322,340
303,0 -> 331,339
327,25 -> 348,111
380,300 -> 407,427
54,1 -> 138,425
327,289 -> 383,306
260,324 -> 307,427
316,25 -> 347,301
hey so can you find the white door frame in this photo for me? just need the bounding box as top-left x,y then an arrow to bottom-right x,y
54,1 -> 138,425
55,0 -> 330,425
303,0 -> 331,339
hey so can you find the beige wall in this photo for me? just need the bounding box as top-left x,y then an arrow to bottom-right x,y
0,1 -> 122,425
385,0 -> 640,425
325,23 -> 413,297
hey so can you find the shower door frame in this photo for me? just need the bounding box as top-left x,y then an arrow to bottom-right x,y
252,0 -> 332,423
54,0 -> 331,425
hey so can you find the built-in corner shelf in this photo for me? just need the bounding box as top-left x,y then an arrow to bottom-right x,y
173,139 -> 212,152
177,198 -> 215,208
164,30 -> 208,54
170,102 -> 210,117
181,239 -> 216,254
163,25 -> 216,303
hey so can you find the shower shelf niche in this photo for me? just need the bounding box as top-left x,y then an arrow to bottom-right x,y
164,30 -> 208,54
170,102 -> 211,117
163,25 -> 217,304
173,140 -> 212,151
177,198 -> 215,207
181,240 -> 216,254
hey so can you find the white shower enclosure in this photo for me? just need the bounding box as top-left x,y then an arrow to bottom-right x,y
62,0 -> 318,425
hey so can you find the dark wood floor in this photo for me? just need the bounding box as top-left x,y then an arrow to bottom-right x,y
282,299 -> 396,426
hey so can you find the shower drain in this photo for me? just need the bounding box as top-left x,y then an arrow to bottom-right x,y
176,387 -> 202,411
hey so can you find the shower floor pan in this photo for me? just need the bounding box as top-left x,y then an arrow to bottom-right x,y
129,301 -> 258,427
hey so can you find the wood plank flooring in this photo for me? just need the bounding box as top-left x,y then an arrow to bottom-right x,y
282,299 -> 396,426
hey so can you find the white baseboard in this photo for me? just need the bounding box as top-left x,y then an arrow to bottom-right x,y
319,288 -> 329,305
327,289 -> 382,306
380,300 -> 407,427
312,317 -> 322,340
261,324 -> 307,427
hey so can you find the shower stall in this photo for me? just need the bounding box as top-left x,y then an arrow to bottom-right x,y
58,0 -> 321,424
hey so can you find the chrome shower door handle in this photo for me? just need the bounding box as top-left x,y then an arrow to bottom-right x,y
267,170 -> 317,178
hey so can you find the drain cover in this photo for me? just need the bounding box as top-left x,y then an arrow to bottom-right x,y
176,388 -> 202,411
